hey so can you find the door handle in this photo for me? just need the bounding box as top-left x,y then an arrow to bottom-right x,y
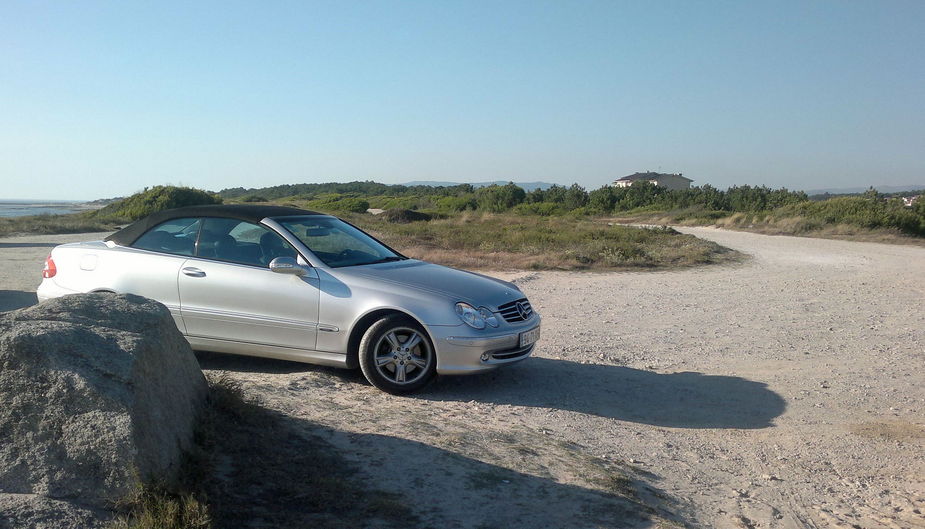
182,267 -> 206,278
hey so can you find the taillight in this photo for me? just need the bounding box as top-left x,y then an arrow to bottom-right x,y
42,255 -> 57,278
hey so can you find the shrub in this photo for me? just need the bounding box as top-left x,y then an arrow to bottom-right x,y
512,202 -> 561,216
91,186 -> 221,222
381,209 -> 433,223
332,197 -> 371,213
0,214 -> 117,237
352,213 -> 738,270
775,196 -> 924,235
563,184 -> 589,210
565,206 -> 593,217
371,195 -> 428,210
305,194 -> 371,213
542,185 -> 568,205
475,183 -> 527,212
434,195 -> 478,212
588,187 -> 619,213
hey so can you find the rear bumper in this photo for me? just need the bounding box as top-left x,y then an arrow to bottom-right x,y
429,315 -> 540,375
36,279 -> 80,302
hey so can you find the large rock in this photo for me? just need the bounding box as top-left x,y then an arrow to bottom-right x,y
0,493 -> 108,529
0,293 -> 207,514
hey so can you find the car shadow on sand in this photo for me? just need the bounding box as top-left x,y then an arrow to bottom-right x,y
197,351 -> 785,430
194,350 -> 363,378
0,290 -> 38,312
423,357 -> 786,429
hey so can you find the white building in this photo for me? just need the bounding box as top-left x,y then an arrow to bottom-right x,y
613,172 -> 693,191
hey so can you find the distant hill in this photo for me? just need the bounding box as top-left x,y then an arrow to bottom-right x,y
402,180 -> 556,191
806,185 -> 925,195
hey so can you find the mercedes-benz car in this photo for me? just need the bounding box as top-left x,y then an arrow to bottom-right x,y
37,205 -> 540,393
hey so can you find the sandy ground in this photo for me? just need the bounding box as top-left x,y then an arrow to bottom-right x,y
2,228 -> 923,528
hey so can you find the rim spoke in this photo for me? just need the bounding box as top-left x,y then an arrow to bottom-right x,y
403,333 -> 422,351
394,363 -> 407,383
410,355 -> 427,369
376,354 -> 394,367
384,332 -> 401,350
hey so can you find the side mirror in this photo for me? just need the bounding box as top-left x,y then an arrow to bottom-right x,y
269,256 -> 306,276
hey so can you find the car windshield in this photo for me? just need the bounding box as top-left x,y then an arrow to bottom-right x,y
275,216 -> 404,268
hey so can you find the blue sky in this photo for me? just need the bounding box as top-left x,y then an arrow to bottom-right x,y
2,1 -> 923,200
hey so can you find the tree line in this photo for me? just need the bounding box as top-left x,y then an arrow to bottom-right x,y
95,182 -> 924,236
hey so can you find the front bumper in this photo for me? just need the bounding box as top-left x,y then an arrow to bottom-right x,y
428,314 -> 541,375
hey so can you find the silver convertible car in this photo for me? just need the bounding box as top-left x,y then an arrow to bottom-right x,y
37,205 -> 540,393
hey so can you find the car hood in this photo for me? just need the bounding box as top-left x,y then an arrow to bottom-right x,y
334,260 -> 524,308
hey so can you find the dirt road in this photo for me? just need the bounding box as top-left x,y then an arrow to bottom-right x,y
2,228 -> 923,528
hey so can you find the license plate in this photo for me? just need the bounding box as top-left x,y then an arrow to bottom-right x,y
519,326 -> 541,348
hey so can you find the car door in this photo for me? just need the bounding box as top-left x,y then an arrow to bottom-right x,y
178,217 -> 321,350
122,217 -> 202,333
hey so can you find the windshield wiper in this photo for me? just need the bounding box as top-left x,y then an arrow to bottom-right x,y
364,256 -> 406,265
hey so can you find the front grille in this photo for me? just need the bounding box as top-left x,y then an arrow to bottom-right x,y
497,298 -> 533,323
491,345 -> 534,361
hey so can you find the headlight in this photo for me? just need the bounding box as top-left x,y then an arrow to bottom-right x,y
478,307 -> 499,328
455,303 -> 484,329
455,302 -> 499,329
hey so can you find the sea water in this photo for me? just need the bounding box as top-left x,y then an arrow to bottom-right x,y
0,200 -> 87,218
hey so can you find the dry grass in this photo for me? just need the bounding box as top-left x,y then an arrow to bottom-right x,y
2,209 -> 741,270
610,211 -> 925,247
713,213 -> 925,246
0,213 -> 118,237
109,489 -> 210,529
849,421 -> 925,442
345,212 -> 740,271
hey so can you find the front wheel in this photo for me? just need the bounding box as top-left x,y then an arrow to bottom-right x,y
359,315 -> 436,394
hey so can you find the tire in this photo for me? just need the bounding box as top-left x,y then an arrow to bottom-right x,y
359,315 -> 436,394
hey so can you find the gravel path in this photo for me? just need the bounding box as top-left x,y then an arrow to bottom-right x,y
2,228 -> 923,528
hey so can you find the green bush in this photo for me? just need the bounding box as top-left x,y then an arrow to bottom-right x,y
91,186 -> 221,222
512,202 -> 561,216
370,195 -> 428,210
381,209 -> 433,223
666,206 -> 729,223
434,195 -> 478,212
775,197 -> 924,235
305,194 -> 370,213
475,183 -> 527,212
195,179 -> 925,238
563,184 -> 589,210
351,213 -> 737,270
565,206 -> 593,217
588,187 -> 619,212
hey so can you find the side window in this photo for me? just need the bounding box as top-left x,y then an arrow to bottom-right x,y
131,218 -> 200,256
196,218 -> 297,267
